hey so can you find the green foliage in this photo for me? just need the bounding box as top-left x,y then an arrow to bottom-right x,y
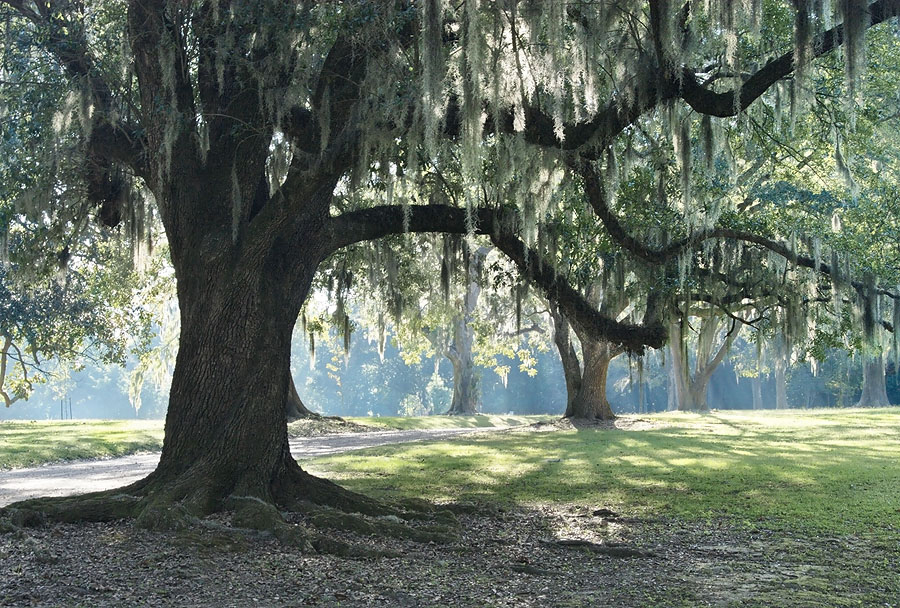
0,242 -> 152,407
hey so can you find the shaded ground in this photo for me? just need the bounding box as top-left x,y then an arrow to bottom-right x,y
0,427 -> 502,507
2,504 -> 897,607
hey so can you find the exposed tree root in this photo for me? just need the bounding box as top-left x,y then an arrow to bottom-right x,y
542,538 -> 656,558
273,462 -> 396,517
306,507 -> 456,544
0,460 -> 458,559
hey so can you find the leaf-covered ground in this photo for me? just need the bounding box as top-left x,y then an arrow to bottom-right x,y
2,503 -> 897,607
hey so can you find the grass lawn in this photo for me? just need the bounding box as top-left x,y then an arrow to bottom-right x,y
346,414 -> 557,430
0,420 -> 164,469
0,414 -> 550,469
309,407 -> 900,534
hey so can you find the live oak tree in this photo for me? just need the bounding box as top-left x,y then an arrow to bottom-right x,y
3,0 -> 900,542
543,214 -> 639,420
550,291 -> 628,420
667,306 -> 742,412
592,13 -> 900,412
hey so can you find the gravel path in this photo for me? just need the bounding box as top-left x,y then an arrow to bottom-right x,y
0,427 -> 497,507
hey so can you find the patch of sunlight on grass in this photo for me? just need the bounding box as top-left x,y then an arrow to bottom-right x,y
0,420 -> 164,469
345,414 -> 556,430
310,407 -> 900,534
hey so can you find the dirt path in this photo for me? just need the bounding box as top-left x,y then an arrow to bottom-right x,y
0,427 -> 497,507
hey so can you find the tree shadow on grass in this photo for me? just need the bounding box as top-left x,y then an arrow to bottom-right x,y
308,418 -> 900,534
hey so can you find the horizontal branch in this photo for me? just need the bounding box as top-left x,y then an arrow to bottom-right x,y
470,1 -> 900,157
325,204 -> 666,351
581,164 -> 899,302
680,0 -> 900,117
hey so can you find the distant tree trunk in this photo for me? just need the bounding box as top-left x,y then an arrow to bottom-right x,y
668,315 -> 738,412
752,375 -> 764,410
549,298 -> 622,421
637,364 -> 646,413
774,338 -> 788,410
284,375 -> 320,421
549,303 -> 582,413
857,354 -> 890,407
567,340 -> 619,419
446,326 -> 479,415
566,324 -> 622,420
667,355 -> 679,412
445,246 -> 488,415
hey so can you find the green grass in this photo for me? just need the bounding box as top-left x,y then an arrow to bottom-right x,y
0,420 -> 164,469
0,414 -> 549,469
307,407 -> 900,534
347,414 -> 556,430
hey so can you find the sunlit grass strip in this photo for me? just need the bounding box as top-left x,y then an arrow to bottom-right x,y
307,408 -> 900,534
346,414 -> 557,430
0,420 -> 164,469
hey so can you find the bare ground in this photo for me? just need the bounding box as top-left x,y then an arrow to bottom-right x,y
2,503 -> 898,607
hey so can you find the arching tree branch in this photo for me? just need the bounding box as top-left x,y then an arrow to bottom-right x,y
680,0 -> 900,117
580,164 -> 900,301
468,1 -> 900,156
325,204 -> 667,352
2,0 -> 148,173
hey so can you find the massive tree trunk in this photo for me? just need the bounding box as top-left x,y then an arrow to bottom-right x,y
857,354 -> 891,407
141,205 -> 336,517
